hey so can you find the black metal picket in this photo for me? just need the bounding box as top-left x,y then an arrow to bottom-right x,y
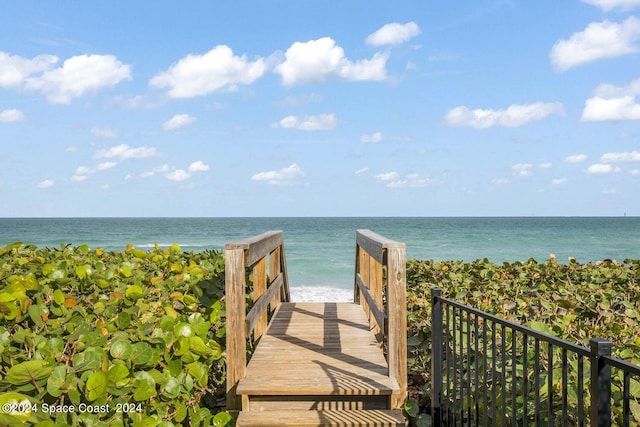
430,287 -> 640,427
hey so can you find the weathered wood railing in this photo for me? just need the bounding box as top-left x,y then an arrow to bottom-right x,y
353,229 -> 407,409
225,231 -> 290,411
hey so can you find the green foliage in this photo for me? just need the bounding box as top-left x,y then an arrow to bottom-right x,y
405,257 -> 640,425
0,242 -> 230,426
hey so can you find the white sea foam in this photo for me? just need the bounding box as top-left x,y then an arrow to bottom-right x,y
289,286 -> 353,302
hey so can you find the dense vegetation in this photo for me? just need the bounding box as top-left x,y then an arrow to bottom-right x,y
0,243 -> 231,427
405,257 -> 640,425
1,243 -> 639,426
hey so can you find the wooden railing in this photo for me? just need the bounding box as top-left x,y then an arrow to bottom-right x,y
353,229 -> 407,409
225,231 -> 290,411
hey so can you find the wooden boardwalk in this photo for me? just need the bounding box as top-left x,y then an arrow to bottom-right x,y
225,231 -> 407,426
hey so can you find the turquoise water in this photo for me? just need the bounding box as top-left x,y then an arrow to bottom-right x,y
1,217 -> 638,290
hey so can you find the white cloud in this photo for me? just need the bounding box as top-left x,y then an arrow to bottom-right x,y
37,179 -> 54,189
251,163 -> 305,186
95,144 -> 158,159
582,0 -> 640,11
150,45 -> 266,98
386,173 -> 434,188
188,160 -> 210,172
550,17 -> 640,71
601,150 -> 640,162
0,52 -> 58,87
630,169 -> 640,175
24,54 -> 131,104
360,132 -> 382,143
355,167 -> 369,176
165,169 -> 191,182
539,162 -> 553,169
445,102 -> 564,128
375,172 -> 400,181
512,163 -> 534,176
551,178 -> 568,185
587,163 -> 615,173
160,161 -> 209,181
91,126 -> 117,138
272,113 -> 337,130
582,79 -> 640,121
0,109 -> 24,122
163,113 -> 196,130
73,162 -> 117,181
564,154 -> 588,163
275,37 -> 387,86
365,22 -> 421,46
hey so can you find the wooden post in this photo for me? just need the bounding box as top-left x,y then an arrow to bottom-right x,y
269,247 -> 281,311
253,257 -> 267,340
360,248 -> 371,324
354,244 -> 361,303
225,248 -> 246,411
387,245 -> 407,410
370,256 -> 383,337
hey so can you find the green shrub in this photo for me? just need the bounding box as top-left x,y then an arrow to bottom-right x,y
406,257 -> 640,425
0,242 -> 231,427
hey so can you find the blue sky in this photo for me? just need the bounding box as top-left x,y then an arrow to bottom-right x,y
1,0 -> 639,217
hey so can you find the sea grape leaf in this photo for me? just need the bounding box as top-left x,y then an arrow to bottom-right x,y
116,312 -> 131,328
125,285 -> 144,300
130,342 -> 153,366
631,401 -> 640,423
5,360 -> 52,385
53,289 -> 65,305
110,340 -> 133,360
86,371 -> 107,401
107,363 -> 129,383
188,336 -> 210,356
0,392 -> 34,423
174,323 -> 193,338
46,365 -> 67,397
133,371 -> 156,401
161,377 -> 181,399
405,400 -> 419,417
213,411 -> 233,427
186,362 -> 208,388
75,265 -> 92,279
73,348 -> 103,372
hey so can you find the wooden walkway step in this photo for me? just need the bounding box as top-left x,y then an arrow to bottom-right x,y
236,409 -> 405,426
236,302 -> 405,426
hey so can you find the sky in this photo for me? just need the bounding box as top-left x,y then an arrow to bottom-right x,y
1,0 -> 639,217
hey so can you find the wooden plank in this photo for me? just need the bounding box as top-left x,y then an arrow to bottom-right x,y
245,273 -> 284,337
246,395 -> 389,411
280,244 -> 291,302
238,303 -> 398,398
225,231 -> 283,267
269,247 -> 281,311
225,248 -> 246,410
237,409 -> 405,427
355,274 -> 386,335
359,250 -> 370,325
356,230 -> 404,265
252,257 -> 267,340
370,256 -> 383,340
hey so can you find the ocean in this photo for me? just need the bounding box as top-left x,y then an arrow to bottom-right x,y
1,217 -> 638,301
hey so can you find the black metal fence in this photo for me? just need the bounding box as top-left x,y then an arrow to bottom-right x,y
430,287 -> 640,427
